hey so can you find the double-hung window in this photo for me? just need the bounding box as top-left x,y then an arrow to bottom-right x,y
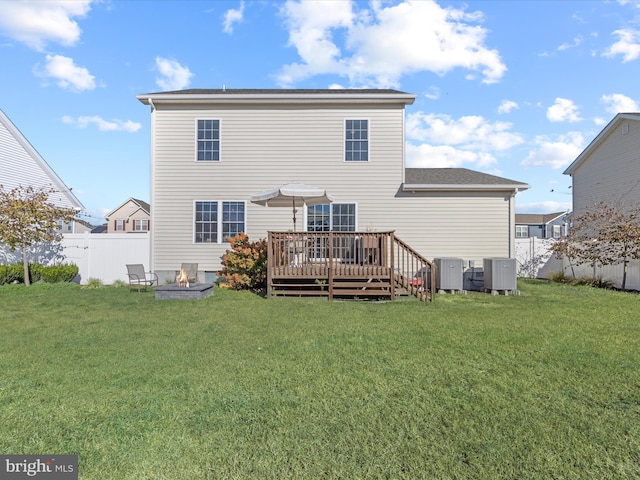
115,219 -> 125,231
195,201 -> 245,243
345,119 -> 368,162
196,119 -> 220,161
133,219 -> 149,232
516,225 -> 528,238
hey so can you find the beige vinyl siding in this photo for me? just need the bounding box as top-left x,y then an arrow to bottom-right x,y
149,101 -> 515,277
151,104 -> 405,274
572,119 -> 640,215
389,192 -> 512,265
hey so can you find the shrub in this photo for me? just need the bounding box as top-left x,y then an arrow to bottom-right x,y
0,263 -> 78,285
218,233 -> 267,291
41,264 -> 79,283
111,279 -> 127,288
82,278 -> 104,289
0,264 -> 23,285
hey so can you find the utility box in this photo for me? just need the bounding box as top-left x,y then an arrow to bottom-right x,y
434,258 -> 465,293
483,258 -> 517,294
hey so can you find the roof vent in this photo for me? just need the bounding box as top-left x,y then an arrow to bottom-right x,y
622,122 -> 629,135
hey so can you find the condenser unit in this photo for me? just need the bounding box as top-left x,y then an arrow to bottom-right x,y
483,258 -> 517,292
434,258 -> 464,292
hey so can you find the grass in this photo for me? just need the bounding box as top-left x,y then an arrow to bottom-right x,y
0,280 -> 639,479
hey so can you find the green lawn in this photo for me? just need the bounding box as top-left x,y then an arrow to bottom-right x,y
0,280 -> 638,479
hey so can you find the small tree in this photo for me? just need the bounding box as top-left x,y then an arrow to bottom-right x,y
0,185 -> 76,286
556,202 -> 640,290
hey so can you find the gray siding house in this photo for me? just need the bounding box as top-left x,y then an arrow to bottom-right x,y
564,113 -> 640,215
137,89 -> 529,283
515,212 -> 568,239
0,108 -> 83,212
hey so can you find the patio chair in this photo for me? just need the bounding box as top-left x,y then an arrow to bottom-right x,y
126,264 -> 158,292
180,263 -> 199,284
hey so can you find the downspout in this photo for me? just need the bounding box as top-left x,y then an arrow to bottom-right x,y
509,190 -> 516,258
148,98 -> 156,275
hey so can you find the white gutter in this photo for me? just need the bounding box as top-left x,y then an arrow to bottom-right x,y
403,183 -> 530,192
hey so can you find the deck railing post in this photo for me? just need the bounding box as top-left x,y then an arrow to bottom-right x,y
390,232 -> 395,300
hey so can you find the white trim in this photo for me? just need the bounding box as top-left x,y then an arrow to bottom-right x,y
402,183 -> 529,192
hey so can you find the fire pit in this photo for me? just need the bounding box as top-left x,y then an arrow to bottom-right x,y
154,283 -> 214,300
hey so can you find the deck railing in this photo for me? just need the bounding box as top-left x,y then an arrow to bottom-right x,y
266,231 -> 435,301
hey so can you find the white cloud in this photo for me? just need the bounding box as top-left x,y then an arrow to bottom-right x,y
601,93 -> 639,114
498,99 -> 518,114
546,98 -> 582,123
517,200 -> 571,214
155,57 -> 194,91
62,115 -> 141,132
223,1 -> 245,34
603,28 -> 640,62
521,132 -> 584,169
38,54 -> 96,92
0,0 -> 92,51
277,0 -> 506,87
557,35 -> 583,52
407,112 -> 523,152
406,143 -> 496,168
405,112 -> 523,169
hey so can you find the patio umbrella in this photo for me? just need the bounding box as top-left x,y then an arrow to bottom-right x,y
250,183 -> 334,231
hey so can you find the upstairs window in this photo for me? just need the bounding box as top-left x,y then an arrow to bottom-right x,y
197,119 -> 220,161
345,119 -> 368,162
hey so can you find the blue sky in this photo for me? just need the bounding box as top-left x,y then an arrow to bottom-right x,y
1,0 -> 639,225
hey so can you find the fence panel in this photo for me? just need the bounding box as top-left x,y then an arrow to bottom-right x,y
1,234 -> 150,285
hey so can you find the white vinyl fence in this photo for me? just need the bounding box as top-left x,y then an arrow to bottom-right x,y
1,233 -> 150,285
515,237 -> 640,290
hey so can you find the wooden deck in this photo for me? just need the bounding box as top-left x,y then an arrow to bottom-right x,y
267,231 -> 435,301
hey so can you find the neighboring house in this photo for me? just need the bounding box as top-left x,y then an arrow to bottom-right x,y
137,89 -> 529,282
515,212 -> 568,239
105,198 -> 151,233
0,108 -> 84,212
564,113 -> 640,215
57,218 -> 94,234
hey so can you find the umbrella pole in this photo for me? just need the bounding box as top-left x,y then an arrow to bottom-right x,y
292,198 -> 296,232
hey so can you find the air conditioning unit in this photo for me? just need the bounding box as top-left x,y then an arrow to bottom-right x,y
483,258 -> 517,292
434,258 -> 464,292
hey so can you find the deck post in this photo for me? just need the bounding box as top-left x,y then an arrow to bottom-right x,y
267,232 -> 273,298
389,232 -> 395,300
328,231 -> 334,301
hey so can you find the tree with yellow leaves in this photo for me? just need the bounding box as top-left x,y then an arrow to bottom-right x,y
0,185 -> 76,286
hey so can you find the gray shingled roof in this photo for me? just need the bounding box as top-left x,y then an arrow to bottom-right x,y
404,168 -> 529,188
141,88 -> 411,96
516,212 -> 566,224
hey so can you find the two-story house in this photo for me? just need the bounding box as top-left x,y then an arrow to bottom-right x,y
105,198 -> 151,233
137,89 -> 529,284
